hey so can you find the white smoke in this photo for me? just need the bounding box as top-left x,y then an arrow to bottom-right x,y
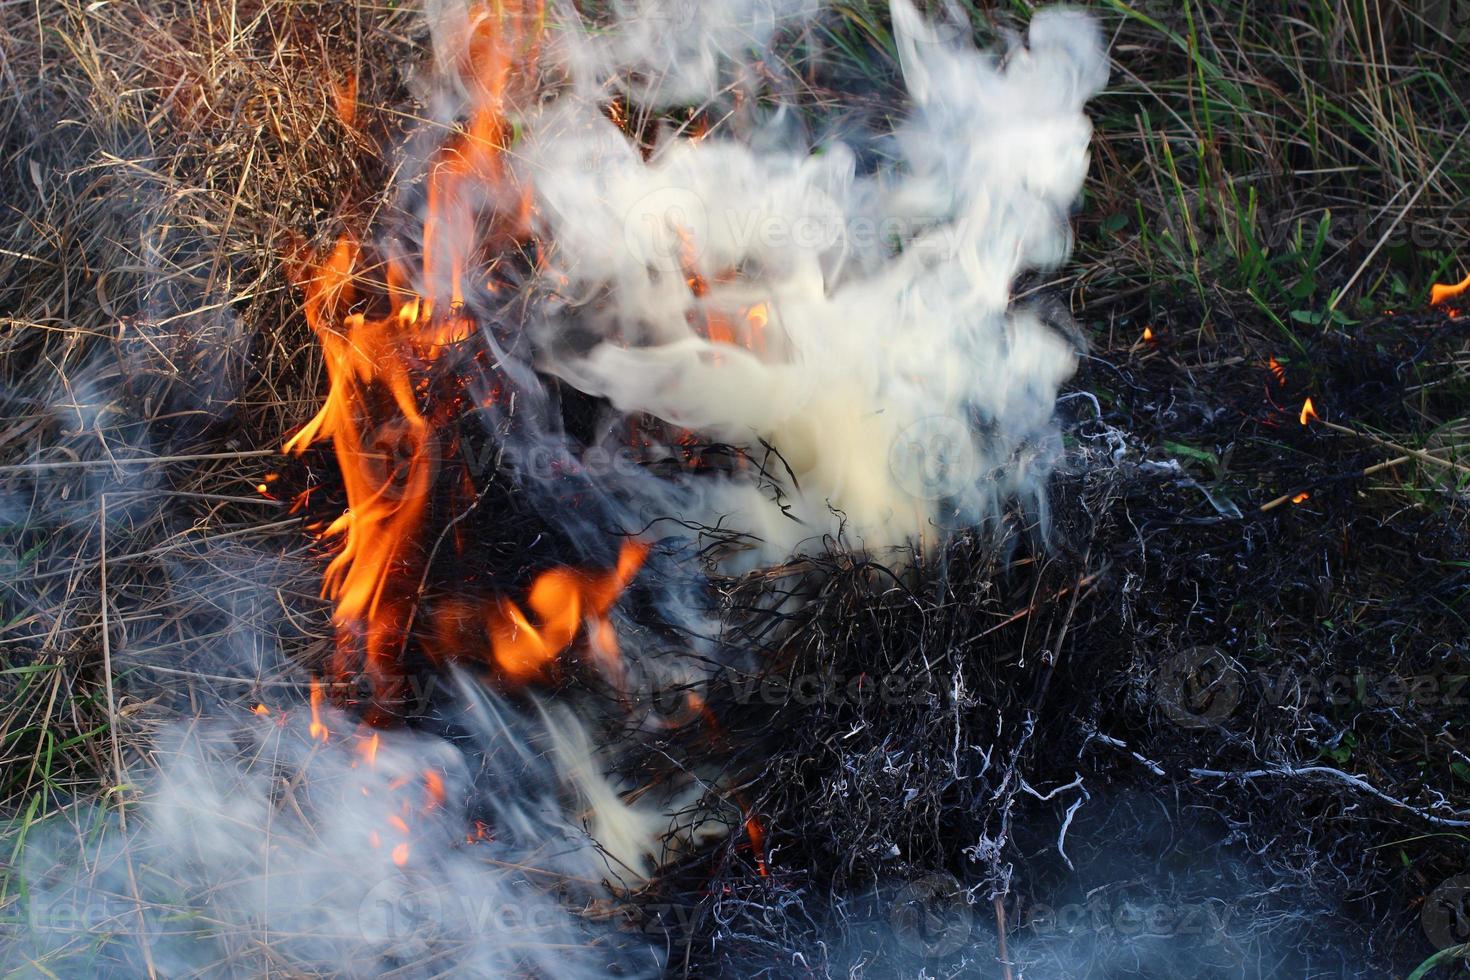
518,0 -> 1106,566
16,680 -> 668,977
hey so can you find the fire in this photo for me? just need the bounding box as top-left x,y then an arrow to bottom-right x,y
746,813 -> 769,877
358,732 -> 380,766
309,679 -> 329,742
1299,398 -> 1319,426
423,769 -> 446,809
1141,326 -> 1154,342
1291,492 -> 1310,504
1267,357 -> 1286,384
282,2 -> 645,705
487,541 -> 649,683
1430,272 -> 1470,309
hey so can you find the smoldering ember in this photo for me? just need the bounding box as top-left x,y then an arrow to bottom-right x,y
1,2 -> 1468,977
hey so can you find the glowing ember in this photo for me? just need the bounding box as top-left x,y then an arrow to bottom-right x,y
252,703 -> 270,716
1267,357 -> 1286,384
424,769 -> 445,809
1299,398 -> 1319,426
746,813 -> 769,877
1291,492 -> 1310,504
309,680 -> 329,742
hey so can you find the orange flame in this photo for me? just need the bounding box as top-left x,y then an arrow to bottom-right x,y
358,732 -> 380,767
1291,492 -> 1310,504
486,541 -> 649,683
309,680 -> 329,742
1141,326 -> 1154,342
746,813 -> 769,877
1299,398 -> 1319,426
1430,272 -> 1470,309
281,4 -> 646,705
423,769 -> 445,810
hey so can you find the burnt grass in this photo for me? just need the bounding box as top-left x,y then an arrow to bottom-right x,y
629,309 -> 1470,978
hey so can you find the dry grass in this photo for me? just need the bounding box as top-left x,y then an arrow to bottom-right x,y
0,0 -> 419,895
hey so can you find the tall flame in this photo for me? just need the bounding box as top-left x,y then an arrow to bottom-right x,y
283,1 -> 643,705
